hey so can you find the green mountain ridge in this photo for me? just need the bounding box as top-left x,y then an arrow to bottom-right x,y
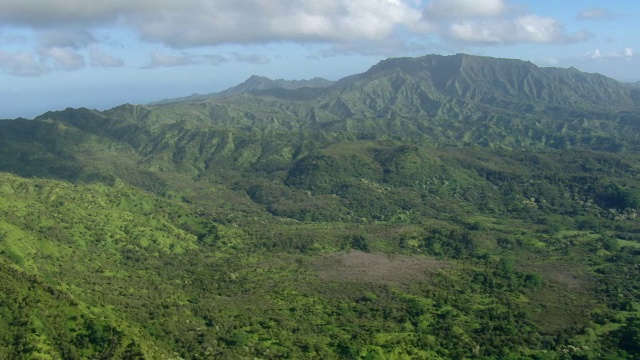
257,53 -> 638,120
134,53 -> 640,150
1,53 -> 639,359
149,75 -> 335,105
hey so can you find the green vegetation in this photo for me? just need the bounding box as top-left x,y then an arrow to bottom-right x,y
0,53 -> 639,358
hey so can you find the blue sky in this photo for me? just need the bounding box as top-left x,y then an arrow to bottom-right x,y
1,0 -> 639,119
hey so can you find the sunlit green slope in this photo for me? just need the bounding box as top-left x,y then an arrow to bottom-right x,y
0,53 -> 639,359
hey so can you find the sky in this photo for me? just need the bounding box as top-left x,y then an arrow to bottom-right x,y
1,0 -> 639,119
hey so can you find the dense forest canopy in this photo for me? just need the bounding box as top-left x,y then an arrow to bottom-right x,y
1,54 -> 639,359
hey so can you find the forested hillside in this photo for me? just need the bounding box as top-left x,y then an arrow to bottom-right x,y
0,54 -> 639,359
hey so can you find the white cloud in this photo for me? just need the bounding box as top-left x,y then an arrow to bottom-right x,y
577,8 -> 614,21
424,0 -> 506,19
420,0 -> 590,45
0,50 -> 46,76
0,0 -> 424,47
38,46 -> 85,70
587,47 -> 634,59
0,0 -> 592,70
138,0 -> 426,47
89,45 -> 124,67
589,49 -> 602,59
0,1 -> 154,25
447,15 -> 589,44
143,51 -> 197,68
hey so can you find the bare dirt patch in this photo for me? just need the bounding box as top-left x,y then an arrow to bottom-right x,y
311,251 -> 447,285
519,262 -> 596,331
519,262 -> 593,290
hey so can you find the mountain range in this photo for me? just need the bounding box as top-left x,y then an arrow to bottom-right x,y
111,53 -> 639,151
157,53 -> 640,110
0,53 -> 639,359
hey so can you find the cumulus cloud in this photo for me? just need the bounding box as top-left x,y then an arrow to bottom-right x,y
0,0 -> 590,69
423,0 -> 590,45
38,46 -> 85,70
578,8 -> 614,21
587,47 -> 634,59
0,0 -> 424,47
448,15 -> 590,44
0,50 -> 46,76
89,45 -> 124,67
0,30 -> 96,75
0,1 -> 152,26
136,0 -> 427,47
424,0 -> 506,19
143,51 -> 197,68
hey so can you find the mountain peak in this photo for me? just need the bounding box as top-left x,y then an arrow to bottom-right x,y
244,75 -> 273,83
367,53 -> 538,73
342,53 -> 635,111
150,75 -> 335,105
218,75 -> 334,97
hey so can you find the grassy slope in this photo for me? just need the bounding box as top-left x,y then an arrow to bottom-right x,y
0,155 -> 638,358
0,54 -> 639,358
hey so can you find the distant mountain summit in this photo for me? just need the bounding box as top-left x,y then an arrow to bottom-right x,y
219,75 -> 335,96
319,53 -> 638,114
150,75 -> 334,105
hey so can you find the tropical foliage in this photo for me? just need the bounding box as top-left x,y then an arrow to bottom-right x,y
0,54 -> 639,359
